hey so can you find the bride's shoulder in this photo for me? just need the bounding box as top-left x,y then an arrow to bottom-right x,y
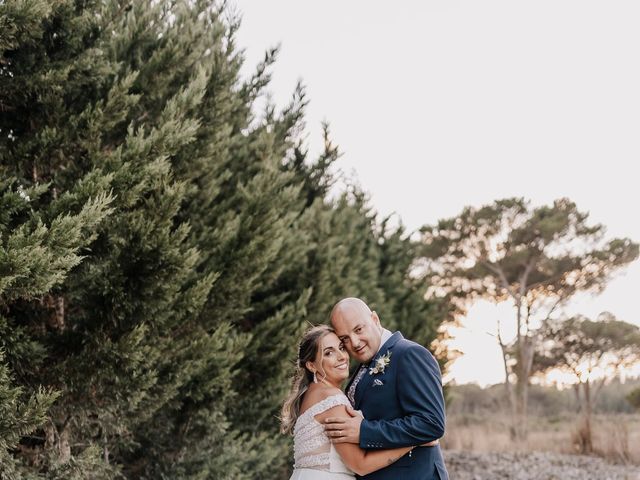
300,386 -> 346,413
307,385 -> 344,402
317,385 -> 345,400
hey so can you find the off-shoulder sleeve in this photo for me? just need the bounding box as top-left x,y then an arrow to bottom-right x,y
306,393 -> 351,418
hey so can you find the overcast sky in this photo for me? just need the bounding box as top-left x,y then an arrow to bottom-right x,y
234,0 -> 640,385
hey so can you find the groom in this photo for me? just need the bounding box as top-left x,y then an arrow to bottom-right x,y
324,298 -> 448,480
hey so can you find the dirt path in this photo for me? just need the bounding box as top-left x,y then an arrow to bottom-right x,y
444,450 -> 640,480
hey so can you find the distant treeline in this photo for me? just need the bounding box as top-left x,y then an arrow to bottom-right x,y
448,378 -> 640,417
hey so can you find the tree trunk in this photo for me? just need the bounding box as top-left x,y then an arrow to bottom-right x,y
513,370 -> 529,445
44,418 -> 71,465
573,383 -> 582,413
509,334 -> 535,445
497,323 -> 520,442
503,353 -> 530,444
581,380 -> 594,454
503,378 -> 519,441
43,295 -> 65,331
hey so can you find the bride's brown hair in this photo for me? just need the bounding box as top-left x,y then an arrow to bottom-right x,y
280,324 -> 334,435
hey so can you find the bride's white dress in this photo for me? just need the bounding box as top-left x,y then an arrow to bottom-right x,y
289,393 -> 355,480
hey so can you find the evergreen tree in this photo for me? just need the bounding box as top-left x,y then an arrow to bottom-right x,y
1,1 -> 450,478
375,216 -> 450,348
1,0 -> 239,476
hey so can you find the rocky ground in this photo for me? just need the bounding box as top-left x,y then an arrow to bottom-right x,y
445,450 -> 640,480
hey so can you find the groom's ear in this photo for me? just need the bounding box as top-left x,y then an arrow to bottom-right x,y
371,310 -> 381,327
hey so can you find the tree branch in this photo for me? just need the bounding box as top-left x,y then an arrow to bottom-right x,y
481,260 -> 518,300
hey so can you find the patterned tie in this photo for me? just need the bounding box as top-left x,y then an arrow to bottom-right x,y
347,363 -> 368,406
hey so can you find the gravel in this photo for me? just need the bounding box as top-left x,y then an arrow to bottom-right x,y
444,450 -> 640,480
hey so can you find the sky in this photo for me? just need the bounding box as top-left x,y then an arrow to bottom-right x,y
233,1 -> 640,386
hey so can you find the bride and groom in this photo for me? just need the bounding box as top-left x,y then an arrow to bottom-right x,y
281,298 -> 449,480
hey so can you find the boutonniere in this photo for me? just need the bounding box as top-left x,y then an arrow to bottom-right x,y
369,350 -> 392,375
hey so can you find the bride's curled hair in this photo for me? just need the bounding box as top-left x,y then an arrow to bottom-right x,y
280,324 -> 334,435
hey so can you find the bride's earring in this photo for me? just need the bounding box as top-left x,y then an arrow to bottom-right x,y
313,371 -> 318,383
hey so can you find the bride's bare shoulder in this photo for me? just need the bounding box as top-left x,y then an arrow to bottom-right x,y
300,385 -> 344,414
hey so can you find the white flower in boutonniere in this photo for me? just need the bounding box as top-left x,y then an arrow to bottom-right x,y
369,351 -> 392,375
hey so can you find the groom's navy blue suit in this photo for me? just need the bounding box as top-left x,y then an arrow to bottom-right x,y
348,331 -> 449,480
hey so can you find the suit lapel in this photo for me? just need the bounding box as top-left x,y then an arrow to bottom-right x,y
354,331 -> 404,409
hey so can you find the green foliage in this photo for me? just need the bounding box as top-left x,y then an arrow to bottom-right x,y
419,198 -> 638,312
448,378 -> 640,417
0,350 -> 59,478
376,216 -> 451,348
535,313 -> 640,383
0,0 -> 447,478
535,313 -> 640,453
419,197 -> 639,440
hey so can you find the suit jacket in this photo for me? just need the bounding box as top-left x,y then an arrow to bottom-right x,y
347,331 -> 449,480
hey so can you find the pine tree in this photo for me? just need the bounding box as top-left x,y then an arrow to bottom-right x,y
419,197 -> 639,442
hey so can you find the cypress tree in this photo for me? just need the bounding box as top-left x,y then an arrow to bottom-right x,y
1,0 -> 237,476
1,1 -> 449,478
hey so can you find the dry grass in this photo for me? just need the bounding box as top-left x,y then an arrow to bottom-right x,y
442,412 -> 640,465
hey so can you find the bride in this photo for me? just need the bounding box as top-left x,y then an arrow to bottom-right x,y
281,325 -> 432,479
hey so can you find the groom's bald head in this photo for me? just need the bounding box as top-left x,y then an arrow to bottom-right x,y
330,297 -> 372,322
330,297 -> 383,363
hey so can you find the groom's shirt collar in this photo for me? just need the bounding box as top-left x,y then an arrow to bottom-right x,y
375,328 -> 393,355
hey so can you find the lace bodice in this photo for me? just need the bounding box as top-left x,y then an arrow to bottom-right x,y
293,394 -> 353,474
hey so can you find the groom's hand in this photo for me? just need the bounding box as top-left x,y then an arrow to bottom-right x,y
324,405 -> 362,444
